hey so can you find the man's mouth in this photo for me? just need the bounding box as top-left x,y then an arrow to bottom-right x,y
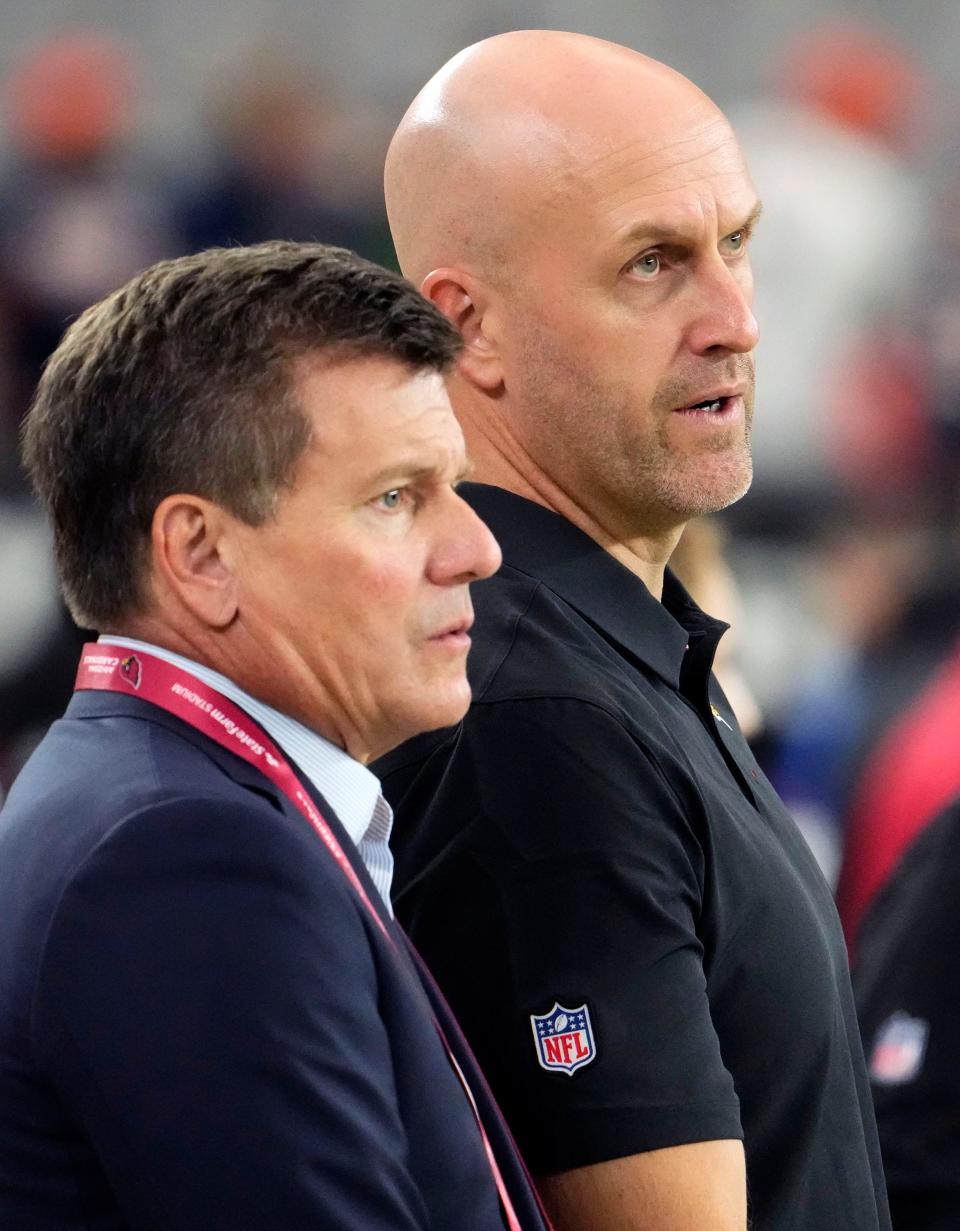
674,393 -> 742,418
428,617 -> 474,647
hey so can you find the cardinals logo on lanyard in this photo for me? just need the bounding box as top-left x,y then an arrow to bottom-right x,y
119,655 -> 142,690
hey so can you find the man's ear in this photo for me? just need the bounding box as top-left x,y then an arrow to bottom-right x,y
421,268 -> 504,393
150,494 -> 239,629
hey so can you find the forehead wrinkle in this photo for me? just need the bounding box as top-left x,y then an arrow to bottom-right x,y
576,110 -> 729,181
605,171 -> 759,234
597,167 -> 755,243
580,122 -> 745,205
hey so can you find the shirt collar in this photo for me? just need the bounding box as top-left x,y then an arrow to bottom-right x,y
460,483 -> 728,689
99,635 -> 386,851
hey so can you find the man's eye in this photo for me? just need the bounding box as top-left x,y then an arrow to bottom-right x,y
629,252 -> 661,278
722,230 -> 745,254
378,489 -> 405,510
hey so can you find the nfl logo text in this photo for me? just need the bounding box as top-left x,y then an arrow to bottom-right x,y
530,1001 -> 596,1076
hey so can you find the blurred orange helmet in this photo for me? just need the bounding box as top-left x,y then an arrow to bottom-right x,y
781,21 -> 927,151
6,33 -> 138,161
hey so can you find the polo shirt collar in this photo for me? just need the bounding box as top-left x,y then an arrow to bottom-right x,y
461,483 -> 727,689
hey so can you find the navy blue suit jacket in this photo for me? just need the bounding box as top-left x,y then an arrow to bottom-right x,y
0,689 -> 545,1230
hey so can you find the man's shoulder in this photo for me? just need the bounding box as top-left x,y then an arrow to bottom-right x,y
375,562 -> 663,787
0,699 -> 305,924
3,697 -> 266,828
468,562 -> 636,706
0,699 -> 370,1000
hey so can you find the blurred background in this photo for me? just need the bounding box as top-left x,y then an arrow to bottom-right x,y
2,0 -> 960,943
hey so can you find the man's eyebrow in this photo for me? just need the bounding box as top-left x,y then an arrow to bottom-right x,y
739,201 -> 764,232
366,458 -> 472,489
621,200 -> 763,247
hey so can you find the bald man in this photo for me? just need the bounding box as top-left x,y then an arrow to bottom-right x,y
375,31 -> 890,1231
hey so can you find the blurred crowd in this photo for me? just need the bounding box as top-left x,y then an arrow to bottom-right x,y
2,19 -> 960,957
0,31 -> 395,790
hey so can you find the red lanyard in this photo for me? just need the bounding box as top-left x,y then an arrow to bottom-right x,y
76,644 -> 527,1231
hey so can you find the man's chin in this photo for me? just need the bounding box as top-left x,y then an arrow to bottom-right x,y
683,454 -> 753,517
423,688 -> 473,733
715,464 -> 753,512
395,683 -> 473,745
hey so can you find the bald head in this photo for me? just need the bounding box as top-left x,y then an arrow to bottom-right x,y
385,31 -> 760,558
385,31 -> 722,286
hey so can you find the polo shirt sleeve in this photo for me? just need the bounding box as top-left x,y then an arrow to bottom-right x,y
395,696 -> 743,1175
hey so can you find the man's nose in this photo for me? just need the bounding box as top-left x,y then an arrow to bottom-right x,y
429,493 -> 502,586
686,260 -> 759,356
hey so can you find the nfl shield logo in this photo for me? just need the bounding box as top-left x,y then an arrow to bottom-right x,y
530,1001 -> 596,1076
869,1011 -> 929,1086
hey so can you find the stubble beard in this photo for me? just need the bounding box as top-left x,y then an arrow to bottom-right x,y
642,385 -> 755,519
515,344 -> 756,533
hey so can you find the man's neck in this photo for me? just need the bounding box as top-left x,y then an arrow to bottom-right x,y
107,615 -> 360,759
456,396 -> 680,600
105,617 -> 230,683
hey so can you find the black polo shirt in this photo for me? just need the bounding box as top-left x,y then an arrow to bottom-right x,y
376,484 -> 889,1230
854,797 -> 960,1230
